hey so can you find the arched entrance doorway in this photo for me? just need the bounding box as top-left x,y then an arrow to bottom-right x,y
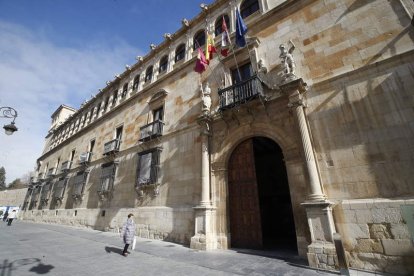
228,137 -> 297,251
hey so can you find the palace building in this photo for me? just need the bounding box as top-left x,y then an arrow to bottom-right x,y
21,0 -> 414,273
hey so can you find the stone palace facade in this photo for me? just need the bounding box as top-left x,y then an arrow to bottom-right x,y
20,0 -> 414,274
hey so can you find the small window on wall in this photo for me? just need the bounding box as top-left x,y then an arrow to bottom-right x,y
215,14 -> 230,36
159,55 -> 168,73
133,75 -> 140,90
121,83 -> 128,98
153,106 -> 164,122
193,30 -> 206,50
136,148 -> 162,186
231,62 -> 253,84
175,44 -> 186,62
145,66 -> 153,83
112,89 -> 118,106
240,0 -> 260,19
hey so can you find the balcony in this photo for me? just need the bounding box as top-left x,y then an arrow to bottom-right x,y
79,152 -> 91,164
139,120 -> 164,142
103,139 -> 120,155
60,161 -> 72,173
47,168 -> 56,178
218,75 -> 263,110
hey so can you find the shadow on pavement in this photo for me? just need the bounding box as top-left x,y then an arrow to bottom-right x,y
104,246 -> 123,255
1,258 -> 54,275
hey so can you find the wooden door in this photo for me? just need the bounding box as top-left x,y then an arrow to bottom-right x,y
228,138 -> 262,248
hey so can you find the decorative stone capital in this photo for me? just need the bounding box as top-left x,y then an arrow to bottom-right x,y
279,78 -> 308,108
197,114 -> 212,135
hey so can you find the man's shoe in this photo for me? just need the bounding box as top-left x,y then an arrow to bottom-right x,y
122,253 -> 128,257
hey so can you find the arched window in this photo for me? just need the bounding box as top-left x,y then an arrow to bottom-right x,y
112,89 -> 118,106
133,75 -> 140,90
145,66 -> 153,83
121,83 -> 128,98
159,55 -> 168,73
240,0 -> 259,19
193,30 -> 206,50
175,44 -> 186,62
215,14 -> 230,36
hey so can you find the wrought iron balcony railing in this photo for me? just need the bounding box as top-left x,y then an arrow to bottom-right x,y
139,120 -> 164,142
60,161 -> 72,172
47,168 -> 56,178
79,152 -> 91,164
103,139 -> 120,155
218,75 -> 262,110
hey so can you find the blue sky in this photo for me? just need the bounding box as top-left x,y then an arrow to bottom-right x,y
0,0 -> 213,183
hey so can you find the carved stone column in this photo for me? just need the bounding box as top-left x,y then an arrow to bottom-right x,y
280,78 -> 338,270
190,114 -> 217,250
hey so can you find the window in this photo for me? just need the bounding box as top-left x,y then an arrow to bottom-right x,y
153,107 -> 164,122
121,83 -> 128,98
215,14 -> 230,36
231,62 -> 253,84
99,163 -> 116,197
53,177 -> 67,201
133,75 -> 140,90
145,66 -> 153,83
95,103 -> 101,117
89,139 -> 95,155
72,171 -> 88,199
193,30 -> 206,50
88,108 -> 94,123
103,97 -> 109,111
70,150 -> 76,163
116,126 -> 123,143
175,44 -> 186,62
159,55 -> 168,73
40,182 -> 52,205
240,0 -> 260,18
112,89 -> 118,106
136,148 -> 162,186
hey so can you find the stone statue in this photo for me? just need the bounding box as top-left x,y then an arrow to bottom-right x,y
279,40 -> 296,79
200,82 -> 211,114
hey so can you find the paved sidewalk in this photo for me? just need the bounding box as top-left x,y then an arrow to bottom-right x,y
0,220 -> 339,276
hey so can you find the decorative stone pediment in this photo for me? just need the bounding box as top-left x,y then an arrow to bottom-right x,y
148,89 -> 168,108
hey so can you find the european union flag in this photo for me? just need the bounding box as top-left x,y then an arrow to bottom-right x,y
235,9 -> 248,47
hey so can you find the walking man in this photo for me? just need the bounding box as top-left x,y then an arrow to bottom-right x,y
7,210 -> 17,226
120,213 -> 136,256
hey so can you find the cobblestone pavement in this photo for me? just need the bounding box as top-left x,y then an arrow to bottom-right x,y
0,220 -> 341,276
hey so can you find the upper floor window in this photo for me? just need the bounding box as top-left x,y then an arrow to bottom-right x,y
159,55 -> 168,74
215,14 -> 230,36
121,83 -> 128,98
112,89 -> 118,106
145,66 -> 153,83
175,44 -> 186,62
193,30 -> 206,50
231,62 -> 253,84
240,0 -> 260,18
103,97 -> 109,111
133,75 -> 140,90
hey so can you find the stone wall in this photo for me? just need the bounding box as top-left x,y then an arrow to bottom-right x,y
335,199 -> 414,274
0,188 -> 27,207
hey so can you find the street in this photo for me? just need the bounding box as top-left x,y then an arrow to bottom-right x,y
0,220 -> 338,276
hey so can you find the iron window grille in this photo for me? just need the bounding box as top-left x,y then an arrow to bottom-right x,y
30,185 -> 42,209
40,182 -> 52,206
139,120 -> 164,142
53,178 -> 68,202
218,75 -> 263,110
72,171 -> 89,200
136,148 -> 162,188
103,139 -> 120,155
98,163 -> 117,199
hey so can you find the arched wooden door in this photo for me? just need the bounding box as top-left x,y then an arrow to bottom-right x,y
228,138 -> 262,248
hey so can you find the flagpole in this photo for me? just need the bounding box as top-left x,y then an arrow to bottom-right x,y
194,38 -> 222,89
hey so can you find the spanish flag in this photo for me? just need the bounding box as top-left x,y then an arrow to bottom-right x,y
205,32 -> 216,63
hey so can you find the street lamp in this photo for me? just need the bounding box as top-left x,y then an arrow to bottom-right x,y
0,107 -> 18,135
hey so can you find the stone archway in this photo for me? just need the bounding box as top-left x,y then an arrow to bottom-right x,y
228,136 -> 297,251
